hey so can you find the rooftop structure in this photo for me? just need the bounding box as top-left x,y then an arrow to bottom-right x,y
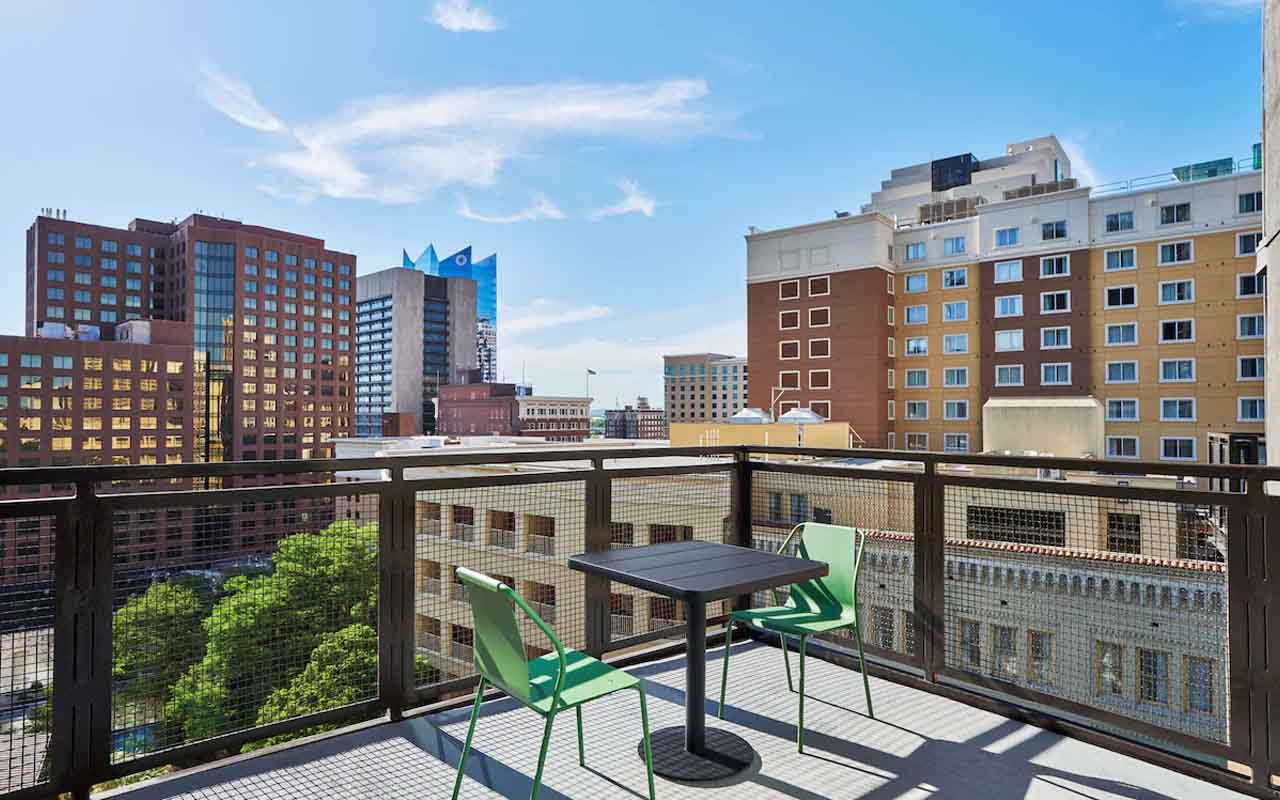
404,244 -> 498,382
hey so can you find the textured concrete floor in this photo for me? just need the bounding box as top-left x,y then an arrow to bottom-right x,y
105,641 -> 1249,800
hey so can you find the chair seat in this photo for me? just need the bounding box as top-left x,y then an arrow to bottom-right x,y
731,604 -> 856,635
527,649 -> 639,713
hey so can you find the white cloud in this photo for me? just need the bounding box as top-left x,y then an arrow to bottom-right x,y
501,300 -> 611,335
1060,137 -> 1103,189
197,62 -> 284,133
459,192 -> 566,223
197,65 -> 711,204
589,179 -> 657,220
429,0 -> 500,32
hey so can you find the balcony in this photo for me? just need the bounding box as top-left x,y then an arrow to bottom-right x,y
0,445 -> 1269,799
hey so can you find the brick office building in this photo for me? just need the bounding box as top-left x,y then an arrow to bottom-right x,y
437,381 -> 592,442
604,397 -> 668,439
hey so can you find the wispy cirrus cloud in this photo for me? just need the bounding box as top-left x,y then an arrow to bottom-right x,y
429,0 -> 501,32
502,299 -> 612,335
197,64 -> 712,204
459,192 -> 566,223
1060,137 -> 1103,189
589,179 -> 657,220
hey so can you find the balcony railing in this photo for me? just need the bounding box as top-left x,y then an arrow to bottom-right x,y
0,443 -> 1274,799
490,528 -> 516,549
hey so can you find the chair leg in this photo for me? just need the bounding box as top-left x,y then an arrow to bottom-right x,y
575,706 -> 585,767
530,711 -> 557,800
637,686 -> 656,800
451,679 -> 486,800
852,622 -> 874,719
718,619 -> 734,719
781,633 -> 795,692
797,636 -> 807,753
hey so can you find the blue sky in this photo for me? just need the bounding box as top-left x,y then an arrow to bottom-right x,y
0,0 -> 1264,408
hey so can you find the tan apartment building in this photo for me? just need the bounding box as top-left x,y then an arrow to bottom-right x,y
746,135 -> 1265,465
663,353 -> 748,423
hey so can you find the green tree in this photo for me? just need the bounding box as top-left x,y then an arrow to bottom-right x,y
113,580 -> 211,707
164,521 -> 379,742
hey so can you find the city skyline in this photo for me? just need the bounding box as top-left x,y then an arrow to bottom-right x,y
0,0 -> 1265,406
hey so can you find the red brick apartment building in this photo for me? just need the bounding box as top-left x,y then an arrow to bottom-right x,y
438,381 -> 592,442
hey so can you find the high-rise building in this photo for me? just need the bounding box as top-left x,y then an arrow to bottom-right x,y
404,243 -> 498,382
354,267 -> 478,436
663,353 -> 749,423
1263,0 -> 1279,465
437,380 -> 591,442
26,212 -> 356,462
746,135 -> 1265,464
604,396 -> 668,439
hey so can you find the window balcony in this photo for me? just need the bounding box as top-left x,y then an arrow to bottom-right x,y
489,528 -> 516,549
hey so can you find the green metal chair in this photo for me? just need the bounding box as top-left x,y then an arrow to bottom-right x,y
718,522 -> 873,752
450,567 -> 657,800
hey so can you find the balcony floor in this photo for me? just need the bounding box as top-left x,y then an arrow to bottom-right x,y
105,641 -> 1247,799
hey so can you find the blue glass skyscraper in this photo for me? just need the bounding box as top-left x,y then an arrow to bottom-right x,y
403,243 -> 498,382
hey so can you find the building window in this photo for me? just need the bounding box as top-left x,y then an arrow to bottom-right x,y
1106,399 -> 1138,421
1107,512 -> 1142,553
942,266 -> 967,287
995,227 -> 1020,248
942,300 -> 967,321
1028,631 -> 1053,684
1041,363 -> 1070,385
905,304 -> 928,325
992,625 -> 1019,679
905,432 -> 928,451
779,340 -> 800,360
968,505 -> 1066,546
1239,397 -> 1265,421
887,400 -> 895,420
1160,397 -> 1195,421
1041,220 -> 1067,240
905,368 -> 928,388
943,367 -> 967,387
1105,248 -> 1136,271
904,242 -> 926,262
1239,232 -> 1264,256
943,334 -> 967,354
1104,285 -> 1136,309
886,274 -> 894,294
1040,326 -> 1069,349
905,400 -> 928,420
1095,642 -> 1124,697
808,307 -> 830,327
1158,240 -> 1193,265
994,329 -> 1023,352
1239,314 -> 1264,339
1186,657 -> 1216,714
943,237 -> 966,257
1161,437 -> 1196,461
995,364 -> 1023,387
1238,356 -> 1264,381
1160,358 -> 1195,383
943,433 -> 969,452
808,338 -> 830,359
960,620 -> 981,669
1137,648 -> 1171,705
1106,322 -> 1138,346
1159,319 -> 1194,343
778,371 -> 800,390
905,337 -> 928,356
944,400 -> 968,420
1240,191 -> 1264,214
887,337 -> 895,356
887,306 -> 895,326
1106,436 -> 1139,459
994,260 -> 1022,283
1040,290 -> 1070,314
1040,255 -> 1069,278
808,275 -> 830,296
1104,211 -> 1134,233
904,273 -> 927,293
887,368 -> 895,389
779,310 -> 800,330
1238,272 -> 1265,298
1159,202 -> 1191,225
994,295 -> 1023,318
778,280 -> 800,300
1159,279 -> 1194,305
808,370 -> 831,390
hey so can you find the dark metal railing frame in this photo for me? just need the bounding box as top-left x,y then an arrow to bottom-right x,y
0,444 -> 1274,798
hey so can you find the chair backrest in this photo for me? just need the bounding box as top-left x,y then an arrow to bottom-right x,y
789,522 -> 866,612
455,567 -> 562,704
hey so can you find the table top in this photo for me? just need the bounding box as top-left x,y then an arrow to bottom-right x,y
568,540 -> 828,602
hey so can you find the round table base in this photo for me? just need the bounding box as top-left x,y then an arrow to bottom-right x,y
638,726 -> 755,781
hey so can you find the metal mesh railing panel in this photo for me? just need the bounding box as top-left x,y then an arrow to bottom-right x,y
411,479 -> 586,691
0,514 -> 55,793
607,472 -> 734,642
749,470 -> 916,660
941,482 -> 1230,745
110,493 -> 381,763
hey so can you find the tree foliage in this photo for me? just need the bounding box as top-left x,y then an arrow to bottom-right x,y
164,521 -> 379,742
113,580 -> 212,706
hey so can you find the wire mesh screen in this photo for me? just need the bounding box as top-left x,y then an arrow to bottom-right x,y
749,470 -> 916,660
110,492 -> 381,763
411,478 -> 587,692
942,481 -> 1230,745
0,514 -> 55,793
607,471 -> 734,643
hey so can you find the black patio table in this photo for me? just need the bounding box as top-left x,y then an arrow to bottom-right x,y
569,539 -> 827,781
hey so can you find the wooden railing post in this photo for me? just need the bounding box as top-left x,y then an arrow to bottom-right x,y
730,449 -> 754,611
52,481 -> 113,799
583,458 -> 611,657
378,467 -> 416,721
913,462 -> 945,681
